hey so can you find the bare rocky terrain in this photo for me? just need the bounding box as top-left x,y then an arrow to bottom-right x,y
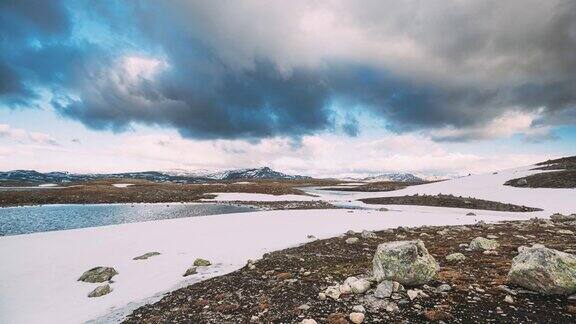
359,194 -> 541,212
319,181 -> 428,192
124,215 -> 576,323
505,156 -> 576,188
0,179 -> 339,207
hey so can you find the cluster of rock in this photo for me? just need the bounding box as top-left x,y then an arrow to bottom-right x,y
301,218 -> 576,323
78,266 -> 118,298
304,239 -> 442,323
78,252 -> 213,299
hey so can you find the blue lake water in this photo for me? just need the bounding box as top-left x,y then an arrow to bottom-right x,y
0,203 -> 256,236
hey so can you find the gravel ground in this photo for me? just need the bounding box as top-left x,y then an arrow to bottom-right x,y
124,217 -> 576,323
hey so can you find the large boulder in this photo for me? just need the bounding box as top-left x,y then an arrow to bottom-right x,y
372,240 -> 439,286
78,267 -> 118,283
508,245 -> 576,295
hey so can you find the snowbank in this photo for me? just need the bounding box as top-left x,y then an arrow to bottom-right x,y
208,192 -> 322,202
0,207 -> 538,324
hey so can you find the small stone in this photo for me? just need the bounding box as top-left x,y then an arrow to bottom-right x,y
346,230 -> 356,235
303,271 -> 311,276
346,237 -> 359,244
193,258 -> 211,266
361,230 -> 377,239
78,267 -> 118,283
407,289 -> 419,300
352,305 -> 365,313
307,235 -> 317,239
504,295 -> 514,304
318,292 -> 327,300
558,229 -> 574,235
300,319 -> 318,324
487,234 -> 498,239
350,278 -> 372,294
88,284 -> 112,298
349,312 -> 365,323
466,212 -> 476,216
445,252 -> 466,263
436,284 -> 452,292
183,266 -> 198,277
250,315 -> 259,322
483,250 -> 499,255
133,252 -> 161,260
374,280 -> 394,298
469,237 -> 499,251
325,285 -> 341,300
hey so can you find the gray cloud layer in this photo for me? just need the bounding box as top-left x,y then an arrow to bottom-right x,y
1,0 -> 576,140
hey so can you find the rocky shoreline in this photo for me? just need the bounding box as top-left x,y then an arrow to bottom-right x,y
124,214 -> 576,323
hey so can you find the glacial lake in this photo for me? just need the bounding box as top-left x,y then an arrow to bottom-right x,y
0,203 -> 256,236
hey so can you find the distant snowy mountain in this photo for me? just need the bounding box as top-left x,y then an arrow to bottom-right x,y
206,167 -> 310,180
362,173 -> 425,182
0,167 -> 310,184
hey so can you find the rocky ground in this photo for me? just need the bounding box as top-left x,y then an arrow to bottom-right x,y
359,194 -> 541,212
0,179 -> 338,207
319,181 -> 428,192
506,156 -> 576,188
124,214 -> 576,323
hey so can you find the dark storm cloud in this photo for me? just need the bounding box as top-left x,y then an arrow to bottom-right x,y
1,0 -> 576,141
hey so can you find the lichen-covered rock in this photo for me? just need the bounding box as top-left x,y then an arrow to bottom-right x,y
78,267 -> 118,283
133,252 -> 161,260
374,280 -> 394,298
508,245 -> 576,295
445,252 -> 466,263
469,237 -> 499,251
361,230 -> 377,239
372,240 -> 439,286
346,237 -> 359,244
324,285 -> 341,300
193,258 -> 211,266
350,278 -> 372,294
88,284 -> 112,298
183,266 -> 198,277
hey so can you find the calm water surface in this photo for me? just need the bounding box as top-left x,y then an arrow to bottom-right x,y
0,203 -> 256,236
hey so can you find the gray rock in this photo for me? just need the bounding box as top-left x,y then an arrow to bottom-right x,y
349,312 -> 365,323
346,237 -> 360,244
133,252 -> 161,260
374,280 -> 394,298
350,278 -> 372,294
88,284 -> 112,298
372,240 -> 439,286
469,237 -> 499,251
445,252 -> 466,263
193,258 -> 211,266
183,266 -> 198,277
78,267 -> 118,283
436,284 -> 452,292
361,230 -> 378,239
508,245 -> 576,295
352,305 -> 366,313
325,285 -> 341,300
516,178 -> 528,186
300,319 -> 318,324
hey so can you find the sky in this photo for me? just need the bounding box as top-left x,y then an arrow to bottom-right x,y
1,0 -> 575,178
